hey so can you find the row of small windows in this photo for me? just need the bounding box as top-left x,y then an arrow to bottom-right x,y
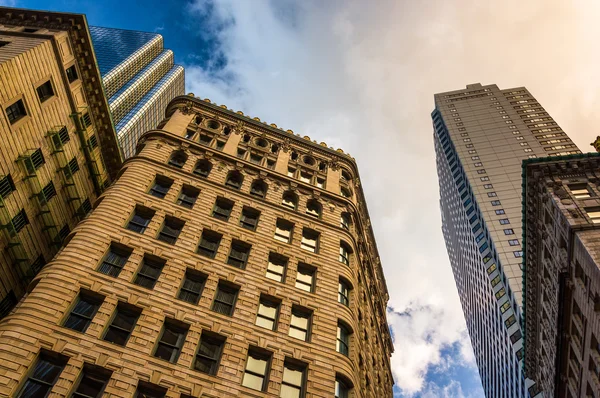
16,347 -> 352,398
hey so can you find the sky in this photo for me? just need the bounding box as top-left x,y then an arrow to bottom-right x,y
7,0 -> 600,396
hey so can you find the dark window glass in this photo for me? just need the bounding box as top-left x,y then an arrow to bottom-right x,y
63,291 -> 104,333
103,303 -> 141,346
212,197 -> 233,221
157,216 -> 184,245
239,206 -> 260,230
88,134 -> 98,149
30,148 -> 45,170
133,255 -> 165,289
225,171 -> 243,189
82,112 -> 92,128
57,224 -> 70,243
0,174 -> 15,198
266,253 -> 287,283
176,185 -> 199,209
177,270 -> 206,304
17,351 -> 68,398
69,157 -> 80,174
6,99 -> 27,124
227,240 -> 251,269
12,209 -> 29,233
36,81 -> 54,102
193,159 -> 212,177
134,381 -> 167,398
98,243 -> 132,277
126,206 -> 155,233
281,360 -> 307,398
66,65 -> 78,82
154,319 -> 189,363
250,180 -> 267,198
72,364 -> 112,398
0,290 -> 17,319
197,230 -> 222,259
148,176 -> 173,199
336,323 -> 350,356
77,199 -> 92,217
58,126 -> 70,144
256,297 -> 280,331
212,283 -> 238,316
242,349 -> 271,391
289,307 -> 311,342
168,150 -> 187,168
282,191 -> 297,210
42,181 -> 56,203
306,199 -> 321,218
194,333 -> 225,375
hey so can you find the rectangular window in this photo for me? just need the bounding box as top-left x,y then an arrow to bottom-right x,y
256,297 -> 280,331
148,175 -> 173,199
17,351 -> 68,398
157,216 -> 185,244
287,167 -> 296,177
300,228 -> 319,253
154,319 -> 189,363
103,303 -> 141,346
42,181 -> 57,202
63,290 -> 104,333
133,254 -> 165,289
281,360 -> 307,398
483,184 -> 493,189
135,381 -> 167,398
176,185 -> 199,208
487,192 -> 497,197
212,282 -> 239,316
336,324 -> 350,356
212,197 -> 234,221
295,264 -> 315,293
227,240 -> 251,269
569,183 -> 591,199
11,208 -> 29,233
513,251 -> 523,258
242,349 -> 271,391
491,275 -> 501,287
289,306 -> 311,341
0,174 -> 15,198
126,205 -> 155,233
480,176 -> 489,181
194,332 -> 225,375
36,80 -> 54,102
505,314 -> 516,328
66,65 -> 78,82
477,169 -> 486,174
69,157 -> 80,174
491,200 -> 501,206
178,269 -> 206,304
250,153 -> 263,165
495,209 -> 505,215
503,229 -> 514,235
197,230 -> 222,259
6,99 -> 27,124
240,206 -> 260,231
509,239 -> 520,246
274,219 -> 293,243
98,243 -> 132,277
499,219 -> 510,225
266,253 -> 288,282
72,364 -> 112,398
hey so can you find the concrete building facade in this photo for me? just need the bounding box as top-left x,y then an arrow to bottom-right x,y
0,94 -> 393,397
0,8 -> 121,317
433,83 -> 580,397
523,154 -> 600,398
89,26 -> 185,160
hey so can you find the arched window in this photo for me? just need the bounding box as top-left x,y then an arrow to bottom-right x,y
340,212 -> 351,230
340,187 -> 351,198
341,169 -> 352,182
339,241 -> 352,265
225,170 -> 243,190
306,199 -> 321,218
193,159 -> 212,177
282,191 -> 298,210
168,150 -> 187,168
250,179 -> 267,198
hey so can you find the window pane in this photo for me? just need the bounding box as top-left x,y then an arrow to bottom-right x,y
282,367 -> 303,386
280,384 -> 301,398
242,372 -> 264,391
246,355 -> 267,374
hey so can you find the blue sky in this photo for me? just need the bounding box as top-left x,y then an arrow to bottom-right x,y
8,1 -> 600,397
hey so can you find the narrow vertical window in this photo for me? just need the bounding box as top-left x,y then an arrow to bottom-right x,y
295,264 -> 315,293
194,332 -> 225,375
339,242 -> 352,265
336,322 -> 350,356
280,360 -> 307,398
266,253 -> 288,282
133,254 -> 165,289
242,349 -> 272,391
66,65 -> 78,82
340,213 -> 351,230
212,282 -> 239,316
274,219 -> 293,243
335,378 -> 351,398
301,228 -> 319,253
289,306 -> 311,342
63,290 -> 104,333
103,303 -> 141,346
17,351 -> 68,398
177,269 -> 206,304
154,319 -> 189,363
255,296 -> 280,331
338,279 -> 350,306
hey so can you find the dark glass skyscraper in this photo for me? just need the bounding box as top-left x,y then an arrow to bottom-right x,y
433,83 -> 580,397
90,27 -> 185,159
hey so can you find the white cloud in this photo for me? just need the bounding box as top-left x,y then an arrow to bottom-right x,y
184,0 -> 600,395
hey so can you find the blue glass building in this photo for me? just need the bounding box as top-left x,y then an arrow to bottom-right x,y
90,27 -> 185,159
433,83 -> 580,397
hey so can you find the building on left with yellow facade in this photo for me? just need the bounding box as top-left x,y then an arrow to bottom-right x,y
0,7 -> 122,315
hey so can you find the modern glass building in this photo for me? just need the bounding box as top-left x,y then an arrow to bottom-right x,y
90,27 -> 185,159
432,83 -> 580,397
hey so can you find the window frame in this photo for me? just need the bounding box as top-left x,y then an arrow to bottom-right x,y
17,350 -> 68,398
336,322 -> 350,356
242,349 -> 272,392
63,290 -> 105,333
295,263 -> 315,293
239,206 -> 260,231
266,252 -> 288,283
211,282 -> 239,316
153,318 -> 189,363
197,230 -> 222,259
71,363 -> 112,398
102,303 -> 141,346
193,332 -> 225,376
227,240 -> 251,269
132,254 -> 166,289
176,184 -> 199,209
126,205 -> 155,234
289,306 -> 312,342
177,269 -> 207,305
157,216 -> 184,245
300,228 -> 319,253
274,219 -> 293,243
212,197 -> 234,221
255,296 -> 280,331
97,243 -> 132,277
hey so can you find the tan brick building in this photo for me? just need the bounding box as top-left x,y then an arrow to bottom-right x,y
0,8 -> 121,315
523,154 -> 600,397
0,94 -> 393,397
